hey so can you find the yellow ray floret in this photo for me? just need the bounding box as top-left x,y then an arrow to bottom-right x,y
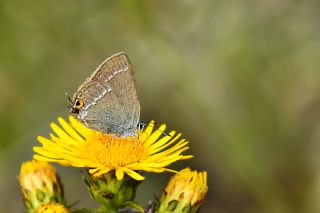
33,116 -> 193,181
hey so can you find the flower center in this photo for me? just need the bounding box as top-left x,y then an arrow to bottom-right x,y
85,132 -> 145,168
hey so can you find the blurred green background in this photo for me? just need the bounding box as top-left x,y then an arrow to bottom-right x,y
1,0 -> 320,212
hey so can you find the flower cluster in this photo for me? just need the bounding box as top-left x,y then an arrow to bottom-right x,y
19,116 -> 208,213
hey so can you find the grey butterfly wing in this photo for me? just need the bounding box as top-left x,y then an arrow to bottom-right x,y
74,53 -> 140,136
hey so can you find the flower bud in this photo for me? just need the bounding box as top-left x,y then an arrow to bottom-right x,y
36,203 -> 69,213
157,168 -> 208,213
19,160 -> 64,212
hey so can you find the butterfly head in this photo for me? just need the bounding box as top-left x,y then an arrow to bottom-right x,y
66,92 -> 85,115
71,97 -> 84,114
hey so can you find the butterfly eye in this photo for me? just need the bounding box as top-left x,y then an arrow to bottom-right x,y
74,99 -> 84,109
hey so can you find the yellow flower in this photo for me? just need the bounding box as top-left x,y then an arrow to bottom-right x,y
36,203 -> 69,213
33,116 -> 192,181
157,168 -> 208,213
19,160 -> 64,213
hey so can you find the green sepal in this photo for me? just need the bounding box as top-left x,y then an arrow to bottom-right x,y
122,201 -> 145,213
84,170 -> 141,211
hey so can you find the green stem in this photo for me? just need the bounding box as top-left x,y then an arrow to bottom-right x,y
95,205 -> 118,213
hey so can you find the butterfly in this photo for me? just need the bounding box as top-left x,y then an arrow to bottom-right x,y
68,52 -> 140,136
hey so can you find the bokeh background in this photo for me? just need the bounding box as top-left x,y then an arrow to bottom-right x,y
1,1 -> 320,212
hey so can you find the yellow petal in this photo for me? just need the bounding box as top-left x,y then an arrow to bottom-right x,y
115,168 -> 124,180
58,117 -> 85,142
123,168 -> 145,180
